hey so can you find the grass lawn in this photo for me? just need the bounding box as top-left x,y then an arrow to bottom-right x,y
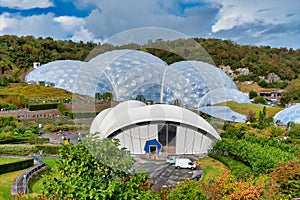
215,101 -> 283,118
0,169 -> 28,200
0,158 -> 24,165
198,156 -> 229,183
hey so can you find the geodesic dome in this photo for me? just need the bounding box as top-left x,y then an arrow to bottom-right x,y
274,104 -> 300,125
26,49 -> 250,109
25,60 -> 85,93
199,106 -> 247,122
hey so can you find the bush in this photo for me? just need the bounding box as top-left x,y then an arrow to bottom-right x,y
35,145 -> 60,155
253,96 -> 267,105
44,124 -> 77,133
209,153 -> 252,180
167,179 -> 207,200
0,158 -> 34,174
249,90 -> 258,99
0,144 -> 36,155
28,103 -> 58,111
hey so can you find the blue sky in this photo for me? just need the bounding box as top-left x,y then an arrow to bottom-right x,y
0,0 -> 300,49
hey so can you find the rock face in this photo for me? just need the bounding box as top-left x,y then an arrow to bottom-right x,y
220,65 -> 236,78
267,73 -> 281,83
236,68 -> 250,76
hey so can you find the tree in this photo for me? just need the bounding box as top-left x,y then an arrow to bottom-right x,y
135,94 -> 146,103
173,99 -> 182,106
253,96 -> 267,105
43,138 -> 158,199
249,91 -> 258,99
102,92 -> 113,101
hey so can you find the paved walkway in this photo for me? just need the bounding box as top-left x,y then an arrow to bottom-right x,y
131,156 -> 203,189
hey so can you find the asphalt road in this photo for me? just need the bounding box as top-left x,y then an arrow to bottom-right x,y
131,156 -> 203,189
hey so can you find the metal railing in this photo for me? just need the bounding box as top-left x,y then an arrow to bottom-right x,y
13,155 -> 48,194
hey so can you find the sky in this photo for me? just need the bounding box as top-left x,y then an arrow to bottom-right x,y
0,0 -> 300,49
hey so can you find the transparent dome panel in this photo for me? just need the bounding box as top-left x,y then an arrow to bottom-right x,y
274,104 -> 300,125
25,60 -> 85,93
199,106 -> 246,122
198,88 -> 251,107
77,49 -> 167,101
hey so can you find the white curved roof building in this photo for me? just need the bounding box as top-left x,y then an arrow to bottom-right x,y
90,101 -> 220,155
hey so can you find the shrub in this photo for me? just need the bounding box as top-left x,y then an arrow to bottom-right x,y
0,145 -> 36,155
35,145 -> 60,155
28,103 -> 58,111
0,158 -> 34,174
167,179 -> 207,200
253,96 -> 267,105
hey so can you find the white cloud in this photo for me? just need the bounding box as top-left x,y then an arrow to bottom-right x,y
54,16 -> 85,32
0,0 -> 54,9
0,12 -> 83,39
71,26 -> 95,42
210,0 -> 300,33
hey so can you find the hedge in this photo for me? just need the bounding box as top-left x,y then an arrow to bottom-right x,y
209,152 -> 253,180
35,145 -> 60,155
0,144 -> 59,155
0,158 -> 34,174
28,103 -> 58,111
68,112 -> 98,119
0,145 -> 36,156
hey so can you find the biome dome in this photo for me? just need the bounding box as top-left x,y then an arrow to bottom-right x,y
25,60 -> 85,93
274,104 -> 300,125
26,49 -> 250,108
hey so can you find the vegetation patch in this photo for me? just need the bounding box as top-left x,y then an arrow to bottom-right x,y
0,158 -> 33,174
209,153 -> 252,180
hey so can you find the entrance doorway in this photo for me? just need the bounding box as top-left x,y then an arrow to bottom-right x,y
150,145 -> 157,154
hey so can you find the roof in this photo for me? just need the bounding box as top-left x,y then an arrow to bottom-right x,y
90,100 -> 220,140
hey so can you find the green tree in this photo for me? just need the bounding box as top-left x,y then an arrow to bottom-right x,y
102,92 -> 113,101
43,139 -> 158,199
135,94 -> 146,103
249,90 -> 258,99
253,96 -> 267,105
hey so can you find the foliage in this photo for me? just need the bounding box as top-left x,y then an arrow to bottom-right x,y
288,122 -> 300,139
280,78 -> 300,104
257,106 -> 273,129
167,179 -> 207,200
43,124 -> 77,133
248,91 -> 258,99
200,170 -> 264,200
269,159 -> 300,199
253,96 -> 267,105
135,94 -> 146,103
213,138 -> 297,173
222,123 -> 249,139
102,92 -> 113,101
209,153 -> 252,180
0,144 -> 36,155
0,158 -> 33,174
0,35 -> 96,82
43,141 -> 157,199
215,101 -> 282,118
28,103 -> 58,111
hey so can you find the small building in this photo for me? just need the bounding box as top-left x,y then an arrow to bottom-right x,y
258,89 -> 285,106
90,100 -> 220,155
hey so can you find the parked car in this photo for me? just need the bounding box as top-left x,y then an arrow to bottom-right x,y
166,156 -> 179,165
174,158 -> 196,169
